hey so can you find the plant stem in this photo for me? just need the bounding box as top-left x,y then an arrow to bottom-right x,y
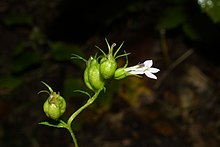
67,126 -> 79,147
66,88 -> 103,147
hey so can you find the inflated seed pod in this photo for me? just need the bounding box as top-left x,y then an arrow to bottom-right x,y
84,57 -> 94,91
100,55 -> 117,79
39,82 -> 66,120
88,57 -> 105,91
43,93 -> 66,120
100,56 -> 107,64
99,42 -> 117,79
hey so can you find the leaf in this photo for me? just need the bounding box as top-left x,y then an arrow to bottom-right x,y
198,0 -> 220,23
39,120 -> 67,129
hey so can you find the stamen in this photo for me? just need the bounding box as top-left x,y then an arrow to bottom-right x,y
138,63 -> 145,68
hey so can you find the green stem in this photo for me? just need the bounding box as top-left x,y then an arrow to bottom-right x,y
67,126 -> 78,147
66,88 -> 103,147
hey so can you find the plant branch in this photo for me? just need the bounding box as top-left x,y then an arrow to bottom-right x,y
66,88 -> 103,146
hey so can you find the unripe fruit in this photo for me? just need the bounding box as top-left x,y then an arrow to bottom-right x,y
84,58 -> 94,91
98,40 -> 118,80
88,58 -> 104,91
43,93 -> 66,120
38,82 -> 66,120
100,55 -> 117,79
100,56 -> 107,64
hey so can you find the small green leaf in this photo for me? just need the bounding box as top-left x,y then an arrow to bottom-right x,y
39,120 -> 67,129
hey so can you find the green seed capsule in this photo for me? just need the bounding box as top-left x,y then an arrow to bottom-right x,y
98,40 -> 118,80
100,55 -> 117,79
88,58 -> 105,91
43,93 -> 66,120
84,57 -> 94,91
100,56 -> 107,64
39,82 -> 66,120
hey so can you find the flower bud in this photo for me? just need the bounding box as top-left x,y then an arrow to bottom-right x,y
114,67 -> 128,80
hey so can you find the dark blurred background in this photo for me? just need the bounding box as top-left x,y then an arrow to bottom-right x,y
1,0 -> 220,146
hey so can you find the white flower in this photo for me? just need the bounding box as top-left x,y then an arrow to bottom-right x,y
124,60 -> 160,79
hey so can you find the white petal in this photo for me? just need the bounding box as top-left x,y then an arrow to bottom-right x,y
125,66 -> 138,71
125,65 -> 146,74
125,64 -> 144,71
144,60 -> 153,67
129,69 -> 145,75
145,71 -> 157,79
149,68 -> 160,73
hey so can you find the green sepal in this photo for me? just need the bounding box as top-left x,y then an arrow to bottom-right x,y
40,81 -> 53,93
73,90 -> 91,98
114,67 -> 128,80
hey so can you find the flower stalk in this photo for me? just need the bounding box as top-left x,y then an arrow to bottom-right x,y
65,88 -> 103,147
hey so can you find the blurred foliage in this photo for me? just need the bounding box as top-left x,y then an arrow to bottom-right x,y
157,6 -> 186,30
157,0 -> 220,42
2,13 -> 33,26
50,42 -> 84,68
0,25 -> 84,98
63,78 -> 85,99
12,50 -> 41,73
0,76 -> 23,94
197,0 -> 220,23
